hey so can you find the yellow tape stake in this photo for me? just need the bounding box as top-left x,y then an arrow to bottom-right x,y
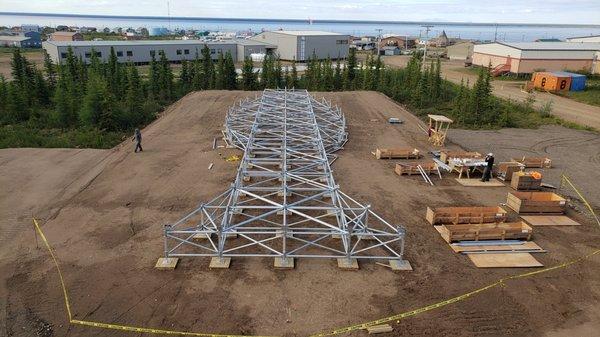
32,218 -> 276,337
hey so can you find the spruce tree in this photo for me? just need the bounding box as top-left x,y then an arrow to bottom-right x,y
201,45 -> 214,89
347,47 -> 357,85
125,65 -> 145,125
290,61 -> 298,88
215,52 -> 225,89
223,52 -> 237,90
333,58 -> 342,91
158,50 -> 174,101
241,56 -> 257,90
323,57 -> 334,91
180,59 -> 190,94
148,53 -> 160,99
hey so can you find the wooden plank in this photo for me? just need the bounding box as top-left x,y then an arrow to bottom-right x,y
366,324 -> 393,334
468,253 -> 543,268
450,241 -> 543,253
426,206 -> 507,225
521,215 -> 582,226
440,221 -> 533,242
455,179 -> 505,187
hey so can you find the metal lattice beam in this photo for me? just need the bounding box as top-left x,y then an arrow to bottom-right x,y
164,89 -> 407,264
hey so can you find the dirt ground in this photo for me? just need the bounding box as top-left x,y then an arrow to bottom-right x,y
1,91 -> 599,337
383,55 -> 600,131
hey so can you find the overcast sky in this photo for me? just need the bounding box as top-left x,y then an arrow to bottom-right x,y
1,0 -> 600,25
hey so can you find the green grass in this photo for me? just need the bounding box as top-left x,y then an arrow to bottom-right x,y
0,124 -> 128,149
563,77 -> 600,107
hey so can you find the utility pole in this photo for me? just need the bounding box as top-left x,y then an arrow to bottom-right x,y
167,1 -> 171,32
494,23 -> 498,42
421,25 -> 433,69
375,28 -> 383,56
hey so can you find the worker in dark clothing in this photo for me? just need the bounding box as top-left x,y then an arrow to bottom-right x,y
481,153 -> 494,182
133,128 -> 143,153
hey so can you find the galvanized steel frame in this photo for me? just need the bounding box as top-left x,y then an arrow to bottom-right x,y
163,89 -> 406,261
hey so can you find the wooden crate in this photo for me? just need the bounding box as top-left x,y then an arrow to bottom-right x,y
437,221 -> 533,242
439,150 -> 482,164
375,148 -> 420,159
511,172 -> 542,191
426,206 -> 507,225
511,157 -> 552,168
496,162 -> 524,181
395,162 -> 437,176
506,192 -> 566,214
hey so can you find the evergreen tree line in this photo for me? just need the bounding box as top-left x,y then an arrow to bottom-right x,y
0,46 -> 558,149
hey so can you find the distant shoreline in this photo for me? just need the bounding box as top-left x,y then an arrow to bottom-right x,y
2,11 -> 600,28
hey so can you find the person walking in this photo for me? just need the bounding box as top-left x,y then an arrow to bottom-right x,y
481,153 -> 494,182
133,128 -> 143,153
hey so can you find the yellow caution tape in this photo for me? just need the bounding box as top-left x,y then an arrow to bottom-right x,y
225,155 -> 241,162
32,174 -> 600,337
32,218 -> 275,337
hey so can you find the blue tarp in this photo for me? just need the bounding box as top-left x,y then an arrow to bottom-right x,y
552,71 -> 587,91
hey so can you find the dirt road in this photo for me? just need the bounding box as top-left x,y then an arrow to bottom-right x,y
384,55 -> 600,131
1,91 -> 599,337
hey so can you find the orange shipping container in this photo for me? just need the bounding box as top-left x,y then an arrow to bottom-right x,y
531,72 -> 571,92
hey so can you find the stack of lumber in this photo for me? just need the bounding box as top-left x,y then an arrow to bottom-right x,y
435,221 -> 533,243
440,150 -> 482,163
496,162 -> 524,181
511,172 -> 542,191
506,192 -> 566,214
395,162 -> 437,176
375,148 -> 420,159
426,206 -> 507,225
511,156 -> 552,168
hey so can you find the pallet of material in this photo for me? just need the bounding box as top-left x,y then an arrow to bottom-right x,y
375,148 -> 420,159
496,162 -> 524,181
436,221 -> 533,243
426,206 -> 507,225
395,162 -> 437,175
439,150 -> 482,164
511,172 -> 542,191
506,192 -> 566,214
511,156 -> 552,168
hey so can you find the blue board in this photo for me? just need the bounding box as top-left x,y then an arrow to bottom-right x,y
552,71 -> 587,91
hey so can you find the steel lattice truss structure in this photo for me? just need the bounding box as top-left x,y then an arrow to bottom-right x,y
163,89 -> 407,263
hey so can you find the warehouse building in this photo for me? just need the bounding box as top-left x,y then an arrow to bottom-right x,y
472,42 -> 600,74
0,31 -> 41,48
251,31 -> 349,61
42,39 -> 275,64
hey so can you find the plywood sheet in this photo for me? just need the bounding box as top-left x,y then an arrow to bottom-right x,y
521,215 -> 582,226
468,253 -> 543,268
450,241 -> 543,253
455,179 -> 505,187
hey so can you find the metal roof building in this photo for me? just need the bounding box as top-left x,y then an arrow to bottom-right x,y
42,39 -> 276,64
472,42 -> 600,74
251,30 -> 349,61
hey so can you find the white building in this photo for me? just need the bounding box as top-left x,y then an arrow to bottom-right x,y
472,42 -> 600,74
251,31 -> 349,61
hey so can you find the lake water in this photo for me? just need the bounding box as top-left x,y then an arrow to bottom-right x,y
2,13 -> 600,42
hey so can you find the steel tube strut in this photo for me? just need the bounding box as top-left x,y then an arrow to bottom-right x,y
164,89 -> 406,262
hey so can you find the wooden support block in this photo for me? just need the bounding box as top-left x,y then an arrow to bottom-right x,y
277,209 -> 292,215
322,192 -> 332,199
209,257 -> 231,269
243,176 -> 251,182
337,258 -> 359,270
366,324 -> 393,334
155,257 -> 178,270
274,257 -> 295,269
331,234 -> 342,239
389,260 -> 412,271
325,209 -> 338,217
277,190 -> 291,197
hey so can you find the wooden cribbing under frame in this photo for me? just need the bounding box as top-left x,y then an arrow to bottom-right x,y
395,162 -> 437,176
